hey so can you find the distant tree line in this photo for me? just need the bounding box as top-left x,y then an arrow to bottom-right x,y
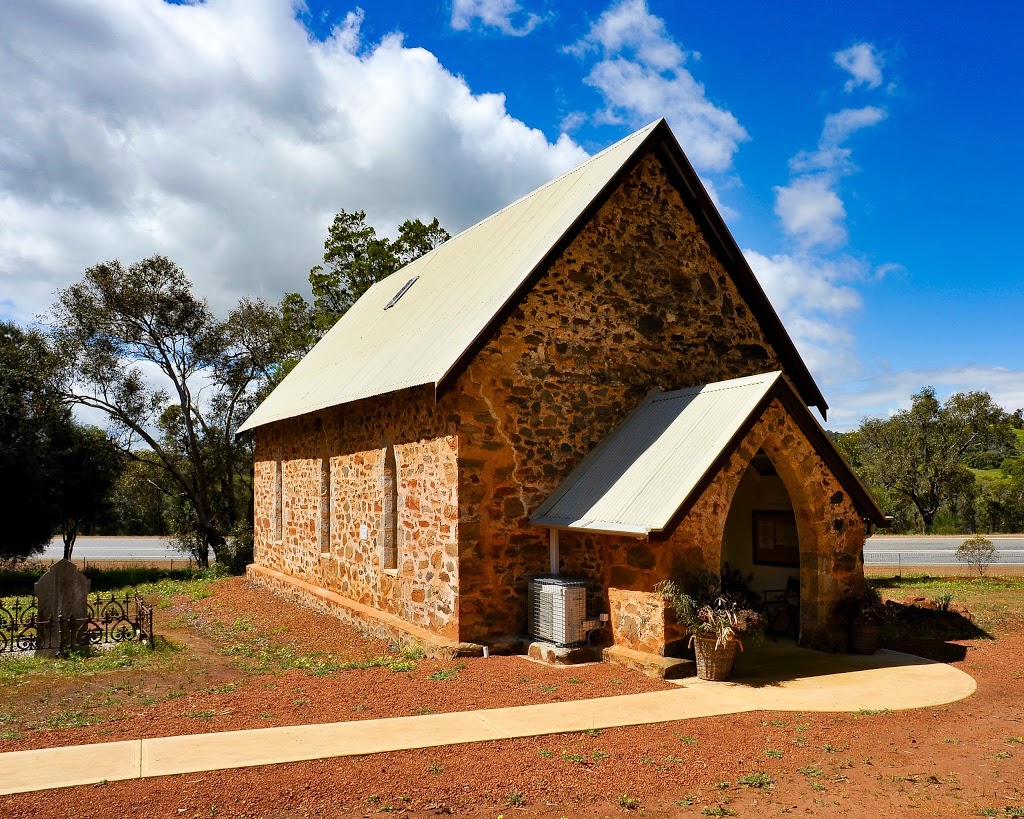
829,388 -> 1024,534
0,210 -> 448,567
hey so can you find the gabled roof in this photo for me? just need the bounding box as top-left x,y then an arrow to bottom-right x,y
238,120 -> 825,434
530,372 -> 887,535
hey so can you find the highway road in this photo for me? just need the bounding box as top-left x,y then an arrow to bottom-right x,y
865,535 -> 1024,565
39,535 -> 1024,566
44,536 -> 204,563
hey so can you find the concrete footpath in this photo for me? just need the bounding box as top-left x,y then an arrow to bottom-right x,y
0,643 -> 977,796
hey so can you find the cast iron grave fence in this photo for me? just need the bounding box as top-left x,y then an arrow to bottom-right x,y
0,591 -> 154,656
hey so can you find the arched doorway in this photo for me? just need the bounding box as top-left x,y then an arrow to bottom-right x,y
721,449 -> 801,637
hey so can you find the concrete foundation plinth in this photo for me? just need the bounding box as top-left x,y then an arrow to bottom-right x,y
525,639 -> 604,665
603,644 -> 696,680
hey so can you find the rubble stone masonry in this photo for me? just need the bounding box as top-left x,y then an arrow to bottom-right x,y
556,398 -> 865,654
252,144 -> 866,654
252,386 -> 461,639
453,150 -> 795,643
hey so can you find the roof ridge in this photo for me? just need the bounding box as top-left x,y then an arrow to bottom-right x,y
442,119 -> 662,245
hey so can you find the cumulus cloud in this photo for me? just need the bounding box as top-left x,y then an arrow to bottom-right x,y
569,0 -> 747,173
450,0 -> 543,36
0,0 -> 586,324
773,176 -> 848,249
750,44 -> 894,392
821,106 -> 888,146
744,249 -> 866,379
773,103 -> 887,249
834,42 -> 884,92
826,366 -> 1024,430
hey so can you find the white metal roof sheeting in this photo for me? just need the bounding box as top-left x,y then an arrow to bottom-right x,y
237,121 -> 662,433
530,372 -> 783,536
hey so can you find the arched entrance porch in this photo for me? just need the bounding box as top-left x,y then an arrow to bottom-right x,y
721,450 -> 802,638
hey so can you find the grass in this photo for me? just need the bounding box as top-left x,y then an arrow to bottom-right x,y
215,628 -> 421,676
737,772 -> 774,788
0,565 -> 224,607
428,663 -> 464,681
872,575 -> 1024,631
616,794 -> 641,810
44,709 -> 104,729
0,638 -> 180,682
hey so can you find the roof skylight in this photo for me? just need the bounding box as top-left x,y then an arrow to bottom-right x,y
384,276 -> 418,310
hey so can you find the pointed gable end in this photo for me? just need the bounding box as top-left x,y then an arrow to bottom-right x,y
239,120 -> 825,434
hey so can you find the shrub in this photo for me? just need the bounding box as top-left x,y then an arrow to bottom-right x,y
956,536 -> 999,578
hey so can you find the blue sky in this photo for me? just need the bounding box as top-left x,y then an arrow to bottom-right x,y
1,0 -> 1021,428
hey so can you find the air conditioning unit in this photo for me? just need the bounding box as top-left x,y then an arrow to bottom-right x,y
527,575 -> 592,647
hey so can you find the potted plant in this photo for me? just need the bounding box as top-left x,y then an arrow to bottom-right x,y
657,579 -> 763,681
836,585 -> 888,654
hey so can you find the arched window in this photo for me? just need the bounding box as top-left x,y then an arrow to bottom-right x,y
319,456 -> 331,554
273,451 -> 283,542
381,444 -> 398,571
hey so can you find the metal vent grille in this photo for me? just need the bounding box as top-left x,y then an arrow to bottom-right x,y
527,575 -> 588,647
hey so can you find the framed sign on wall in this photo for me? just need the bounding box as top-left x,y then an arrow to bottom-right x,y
753,510 -> 799,567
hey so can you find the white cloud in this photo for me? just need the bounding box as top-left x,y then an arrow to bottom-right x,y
821,106 -> 888,147
753,52 -> 892,393
744,249 -> 865,379
773,176 -> 847,248
0,0 -> 587,325
450,0 -> 543,36
559,110 -> 588,132
774,103 -> 887,248
570,0 -> 748,173
826,366 -> 1024,430
834,42 -> 884,92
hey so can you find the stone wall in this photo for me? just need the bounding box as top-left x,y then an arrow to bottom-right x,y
453,149 -> 792,643
251,142 -> 865,652
252,386 -> 462,638
554,397 -> 865,654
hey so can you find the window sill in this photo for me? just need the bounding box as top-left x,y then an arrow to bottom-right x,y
381,568 -> 399,577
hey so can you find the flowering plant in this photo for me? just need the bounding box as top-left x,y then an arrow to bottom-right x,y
656,579 -> 763,649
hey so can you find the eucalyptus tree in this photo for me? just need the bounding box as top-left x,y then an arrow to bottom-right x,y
51,256 -> 284,566
0,322 -> 67,558
856,387 -> 1013,532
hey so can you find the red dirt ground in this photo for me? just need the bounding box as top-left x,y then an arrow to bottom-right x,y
2,578 -> 1022,817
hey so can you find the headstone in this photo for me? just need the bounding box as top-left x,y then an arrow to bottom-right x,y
34,559 -> 91,655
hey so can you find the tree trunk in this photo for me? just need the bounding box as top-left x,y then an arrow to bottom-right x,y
62,519 -> 78,561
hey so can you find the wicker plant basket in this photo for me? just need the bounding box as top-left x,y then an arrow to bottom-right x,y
849,623 -> 881,654
690,634 -> 741,681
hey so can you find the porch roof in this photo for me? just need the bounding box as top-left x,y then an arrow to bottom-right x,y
530,372 -> 887,536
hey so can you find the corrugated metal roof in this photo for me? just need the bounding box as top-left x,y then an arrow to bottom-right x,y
530,372 -> 783,536
237,120 -> 662,433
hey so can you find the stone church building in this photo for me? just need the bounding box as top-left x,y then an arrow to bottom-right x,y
238,119 -> 886,660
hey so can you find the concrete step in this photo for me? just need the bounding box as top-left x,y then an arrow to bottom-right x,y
603,644 -> 696,680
